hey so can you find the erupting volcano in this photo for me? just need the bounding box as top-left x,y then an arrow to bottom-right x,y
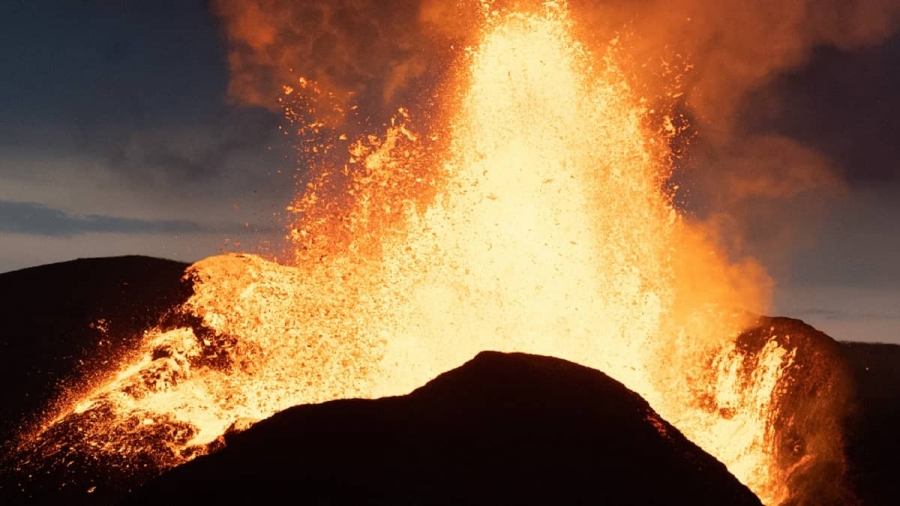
3,2 -> 858,505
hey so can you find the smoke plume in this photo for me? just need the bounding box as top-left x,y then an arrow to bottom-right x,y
210,0 -> 475,118
577,0 -> 899,264
212,0 -> 900,114
211,0 -> 900,262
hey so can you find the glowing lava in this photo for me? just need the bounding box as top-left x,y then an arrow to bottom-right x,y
13,3 -> 843,505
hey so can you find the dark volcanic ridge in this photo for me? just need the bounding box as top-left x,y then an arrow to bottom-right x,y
0,256 -> 191,442
120,351 -> 762,506
841,341 -> 900,506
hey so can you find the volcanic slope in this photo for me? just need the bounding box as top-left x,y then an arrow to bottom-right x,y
1,256 -> 897,505
0,256 -> 191,506
841,341 -> 900,506
0,256 -> 191,442
734,316 -> 856,505
121,351 -> 762,506
734,317 -> 899,506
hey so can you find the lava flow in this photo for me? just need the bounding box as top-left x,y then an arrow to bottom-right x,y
11,2 -> 847,505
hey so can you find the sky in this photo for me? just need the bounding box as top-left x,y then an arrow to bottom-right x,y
738,38 -> 900,344
0,0 -> 897,343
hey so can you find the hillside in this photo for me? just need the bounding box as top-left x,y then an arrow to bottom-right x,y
121,351 -> 763,506
0,257 -> 190,442
0,256 -> 896,505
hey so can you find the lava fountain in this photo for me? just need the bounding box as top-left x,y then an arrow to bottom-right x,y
11,3 -> 846,505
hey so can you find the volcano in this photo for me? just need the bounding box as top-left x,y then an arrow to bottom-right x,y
0,256 -> 191,443
0,257 -> 759,505
0,256 -> 897,506
120,350 -> 763,506
2,4 -> 898,505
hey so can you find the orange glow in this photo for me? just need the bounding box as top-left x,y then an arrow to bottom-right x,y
14,3 -> 838,505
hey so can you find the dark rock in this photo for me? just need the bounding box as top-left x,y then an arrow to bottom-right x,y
840,341 -> 900,506
736,316 -> 856,506
0,256 -> 191,442
122,351 -> 762,506
0,256 -> 191,506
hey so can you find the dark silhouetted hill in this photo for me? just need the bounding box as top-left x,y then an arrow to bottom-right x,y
736,317 -> 900,506
121,351 -> 763,506
0,256 -> 190,443
736,316 -> 857,505
840,341 -> 900,506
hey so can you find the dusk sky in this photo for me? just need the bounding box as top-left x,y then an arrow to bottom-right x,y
1,1 -> 898,343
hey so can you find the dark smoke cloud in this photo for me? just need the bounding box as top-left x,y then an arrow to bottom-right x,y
210,0 -> 900,261
682,135 -> 844,255
210,0 -> 474,118
211,0 -> 900,117
740,36 -> 900,186
565,0 -> 900,262
572,0 -> 900,127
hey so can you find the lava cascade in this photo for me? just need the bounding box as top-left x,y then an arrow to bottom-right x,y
12,3 -> 846,505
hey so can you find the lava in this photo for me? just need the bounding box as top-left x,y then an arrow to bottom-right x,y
10,2 -> 847,505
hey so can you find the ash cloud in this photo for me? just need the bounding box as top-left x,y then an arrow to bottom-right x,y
211,0 -> 900,118
567,0 -> 900,263
740,36 -> 900,187
575,0 -> 900,126
210,0 -> 473,118
210,0 -> 900,263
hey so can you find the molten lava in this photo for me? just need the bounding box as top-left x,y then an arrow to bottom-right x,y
13,3 -> 844,505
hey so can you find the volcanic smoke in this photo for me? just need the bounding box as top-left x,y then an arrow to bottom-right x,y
9,2 -> 858,505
